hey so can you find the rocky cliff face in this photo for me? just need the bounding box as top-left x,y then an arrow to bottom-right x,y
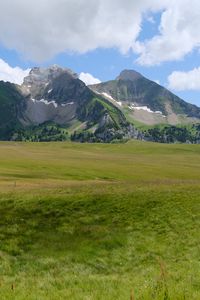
22,65 -> 77,95
20,65 -> 88,125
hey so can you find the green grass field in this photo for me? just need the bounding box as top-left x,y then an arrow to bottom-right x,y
0,141 -> 200,299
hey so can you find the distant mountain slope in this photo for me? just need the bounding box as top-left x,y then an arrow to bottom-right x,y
90,70 -> 200,125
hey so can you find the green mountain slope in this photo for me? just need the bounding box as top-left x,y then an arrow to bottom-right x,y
90,70 -> 200,125
0,81 -> 25,139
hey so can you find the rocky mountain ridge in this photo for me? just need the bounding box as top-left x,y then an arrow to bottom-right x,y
0,66 -> 200,143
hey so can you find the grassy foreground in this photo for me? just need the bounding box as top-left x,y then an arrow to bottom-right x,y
0,141 -> 200,299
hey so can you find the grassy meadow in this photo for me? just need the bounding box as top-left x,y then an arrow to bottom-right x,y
0,141 -> 200,299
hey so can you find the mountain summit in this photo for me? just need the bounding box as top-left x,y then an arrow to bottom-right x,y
116,69 -> 142,81
21,66 -> 78,99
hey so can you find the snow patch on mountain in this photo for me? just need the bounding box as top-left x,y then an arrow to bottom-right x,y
31,98 -> 58,108
61,102 -> 74,107
101,92 -> 122,106
129,104 -> 165,116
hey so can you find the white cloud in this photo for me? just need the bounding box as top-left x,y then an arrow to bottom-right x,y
0,0 -> 199,66
168,67 -> 200,91
0,0 -> 166,62
0,59 -> 30,84
79,72 -> 101,85
136,0 -> 200,65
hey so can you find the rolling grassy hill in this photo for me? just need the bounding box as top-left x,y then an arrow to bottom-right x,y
0,141 -> 200,299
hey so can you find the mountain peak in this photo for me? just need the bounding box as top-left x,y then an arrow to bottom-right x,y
22,65 -> 79,95
116,69 -> 143,81
26,65 -> 77,82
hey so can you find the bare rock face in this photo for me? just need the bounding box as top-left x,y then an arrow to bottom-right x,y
20,65 -> 91,125
20,99 -> 77,126
21,65 -> 78,99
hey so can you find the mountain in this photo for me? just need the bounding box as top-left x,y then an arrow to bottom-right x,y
1,66 -> 200,143
90,70 -> 200,126
0,66 -> 131,142
20,65 -> 92,125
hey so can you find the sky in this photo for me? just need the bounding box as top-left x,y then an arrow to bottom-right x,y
0,0 -> 200,106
